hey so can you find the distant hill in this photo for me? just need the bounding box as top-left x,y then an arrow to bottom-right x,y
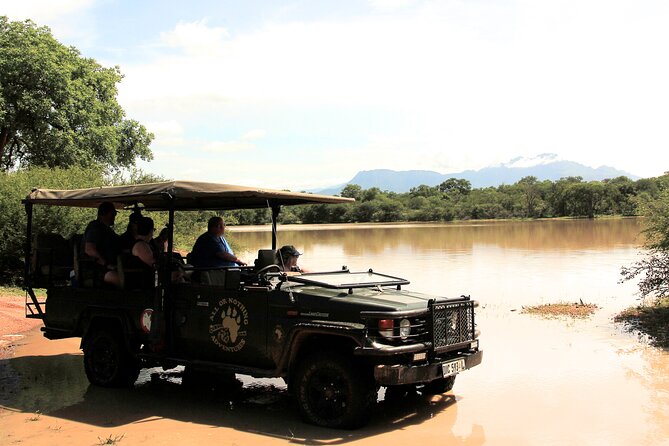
316,154 -> 639,194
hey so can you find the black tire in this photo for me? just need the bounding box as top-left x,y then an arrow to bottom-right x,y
293,352 -> 376,429
83,329 -> 140,387
421,375 -> 456,395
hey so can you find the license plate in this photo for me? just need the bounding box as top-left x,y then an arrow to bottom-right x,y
442,358 -> 466,377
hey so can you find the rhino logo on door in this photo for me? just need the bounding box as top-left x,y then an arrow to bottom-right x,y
209,298 -> 249,352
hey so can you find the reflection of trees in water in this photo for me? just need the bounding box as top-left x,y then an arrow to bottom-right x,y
234,219 -> 645,257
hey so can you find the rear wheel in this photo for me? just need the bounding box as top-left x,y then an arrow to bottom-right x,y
293,352 -> 376,429
421,375 -> 456,395
83,329 -> 139,387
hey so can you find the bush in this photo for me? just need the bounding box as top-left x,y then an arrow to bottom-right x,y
0,167 -> 108,284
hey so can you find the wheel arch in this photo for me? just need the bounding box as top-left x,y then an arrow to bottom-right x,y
281,327 -> 364,382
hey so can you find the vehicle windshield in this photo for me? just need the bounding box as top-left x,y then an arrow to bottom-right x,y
287,270 -> 409,290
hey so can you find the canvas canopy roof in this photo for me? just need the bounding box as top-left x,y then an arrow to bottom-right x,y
24,180 -> 354,211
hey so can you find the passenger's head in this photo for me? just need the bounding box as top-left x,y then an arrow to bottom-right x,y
136,216 -> 155,237
97,201 -> 117,225
278,245 -> 301,269
127,210 -> 142,233
207,216 -> 225,236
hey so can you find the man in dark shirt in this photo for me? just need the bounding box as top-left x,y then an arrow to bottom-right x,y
82,201 -> 120,286
189,216 -> 246,268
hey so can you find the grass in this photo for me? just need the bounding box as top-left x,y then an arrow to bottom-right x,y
97,434 -> 125,445
615,297 -> 669,349
25,411 -> 41,422
521,301 -> 599,318
0,286 -> 46,298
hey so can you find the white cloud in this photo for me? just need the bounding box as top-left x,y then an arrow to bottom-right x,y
119,1 -> 669,183
159,20 -> 229,55
0,0 -> 97,44
200,140 -> 255,154
241,129 -> 266,141
368,0 -> 421,13
0,0 -> 94,22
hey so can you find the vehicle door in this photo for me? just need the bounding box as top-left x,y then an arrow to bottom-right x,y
171,281 -> 272,368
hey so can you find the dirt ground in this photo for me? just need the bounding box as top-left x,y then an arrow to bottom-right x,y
0,293 -> 42,359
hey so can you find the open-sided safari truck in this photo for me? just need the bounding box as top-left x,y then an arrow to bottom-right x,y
23,180 -> 482,428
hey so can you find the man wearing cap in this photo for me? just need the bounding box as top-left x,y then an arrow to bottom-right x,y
276,245 -> 306,273
81,201 -> 120,286
189,216 -> 247,268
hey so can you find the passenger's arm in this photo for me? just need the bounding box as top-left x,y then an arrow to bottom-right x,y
84,242 -> 108,267
132,242 -> 156,268
215,250 -> 247,266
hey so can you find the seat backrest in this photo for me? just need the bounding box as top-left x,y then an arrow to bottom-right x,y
72,234 -> 95,287
255,249 -> 277,269
31,233 -> 73,286
200,269 -> 227,287
117,253 -> 150,290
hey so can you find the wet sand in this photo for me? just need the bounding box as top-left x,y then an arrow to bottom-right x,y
1,301 -> 668,446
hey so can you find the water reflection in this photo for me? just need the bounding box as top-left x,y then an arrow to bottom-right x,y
233,218 -> 645,255
233,219 -> 645,308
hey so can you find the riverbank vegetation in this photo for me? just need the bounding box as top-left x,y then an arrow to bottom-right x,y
522,302 -> 599,319
618,179 -> 669,348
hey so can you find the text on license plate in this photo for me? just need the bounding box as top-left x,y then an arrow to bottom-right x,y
442,358 -> 466,377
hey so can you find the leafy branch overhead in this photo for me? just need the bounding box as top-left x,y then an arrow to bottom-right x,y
0,17 -> 153,171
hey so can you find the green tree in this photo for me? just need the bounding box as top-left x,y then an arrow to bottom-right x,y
621,184 -> 669,300
438,178 -> 471,196
340,184 -> 362,200
0,17 -> 153,171
517,176 -> 545,218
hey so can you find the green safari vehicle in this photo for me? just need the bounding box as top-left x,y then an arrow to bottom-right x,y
23,180 -> 482,428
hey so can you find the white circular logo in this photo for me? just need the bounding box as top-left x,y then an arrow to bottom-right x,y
140,308 -> 153,333
209,298 -> 248,352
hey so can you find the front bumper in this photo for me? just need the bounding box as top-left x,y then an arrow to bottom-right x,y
373,350 -> 483,386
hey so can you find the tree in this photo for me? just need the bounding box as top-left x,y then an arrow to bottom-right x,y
621,187 -> 669,301
340,184 -> 362,200
517,176 -> 544,218
0,17 -> 153,171
438,178 -> 471,196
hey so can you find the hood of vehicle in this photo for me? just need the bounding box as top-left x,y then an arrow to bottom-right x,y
286,284 -> 447,313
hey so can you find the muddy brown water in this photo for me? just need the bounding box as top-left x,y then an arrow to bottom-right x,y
1,218 -> 668,445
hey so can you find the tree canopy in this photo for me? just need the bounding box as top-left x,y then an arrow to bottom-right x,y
0,17 -> 153,171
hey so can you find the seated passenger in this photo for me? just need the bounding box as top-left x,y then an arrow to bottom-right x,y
131,217 -> 157,270
82,201 -> 120,286
276,245 -> 308,273
118,210 -> 142,252
150,227 -> 169,253
189,217 -> 247,268
130,217 -> 183,285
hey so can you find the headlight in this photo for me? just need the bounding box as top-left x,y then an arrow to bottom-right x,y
399,318 -> 411,339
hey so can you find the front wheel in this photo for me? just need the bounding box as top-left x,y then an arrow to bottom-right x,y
293,352 -> 376,429
83,329 -> 139,387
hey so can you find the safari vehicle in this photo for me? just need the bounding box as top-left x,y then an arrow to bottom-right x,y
23,180 -> 482,429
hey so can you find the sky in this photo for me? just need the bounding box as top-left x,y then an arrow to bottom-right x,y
3,0 -> 669,190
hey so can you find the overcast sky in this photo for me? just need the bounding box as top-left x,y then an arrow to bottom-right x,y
3,0 -> 668,190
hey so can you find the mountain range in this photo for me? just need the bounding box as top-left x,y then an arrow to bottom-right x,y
315,153 -> 639,194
